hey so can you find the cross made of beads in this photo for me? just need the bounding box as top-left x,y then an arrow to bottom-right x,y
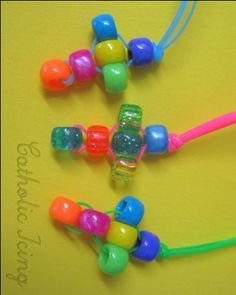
51,104 -> 236,183
49,195 -> 236,276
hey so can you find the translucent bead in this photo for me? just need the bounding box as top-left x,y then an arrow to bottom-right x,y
112,155 -> 137,183
128,38 -> 154,66
98,243 -> 129,275
40,59 -> 72,91
111,131 -> 143,156
115,196 -> 144,227
51,127 -> 83,150
106,221 -> 138,250
145,125 -> 169,154
94,40 -> 127,67
49,197 -> 82,227
103,63 -> 127,93
86,125 -> 110,156
118,104 -> 143,132
92,14 -> 118,42
78,209 -> 110,237
69,50 -> 96,82
132,231 -> 161,262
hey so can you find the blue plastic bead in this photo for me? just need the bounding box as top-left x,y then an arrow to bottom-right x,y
153,44 -> 164,62
111,131 -> 143,156
115,196 -> 145,227
128,38 -> 154,66
145,125 -> 169,155
92,14 -> 118,43
132,231 -> 161,262
51,127 -> 83,150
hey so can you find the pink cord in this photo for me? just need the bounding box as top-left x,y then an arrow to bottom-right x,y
73,124 -> 88,153
137,128 -> 147,162
137,144 -> 147,162
110,123 -> 118,135
108,147 -> 116,160
74,124 -> 88,135
168,111 -> 236,152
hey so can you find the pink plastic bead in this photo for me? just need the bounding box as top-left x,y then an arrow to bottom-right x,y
69,49 -> 97,82
78,209 -> 110,237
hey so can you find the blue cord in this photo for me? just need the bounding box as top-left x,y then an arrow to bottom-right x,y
164,0 -> 197,50
96,67 -> 103,73
90,38 -> 97,55
158,0 -> 189,48
125,59 -> 133,69
62,60 -> 75,86
118,34 -> 129,48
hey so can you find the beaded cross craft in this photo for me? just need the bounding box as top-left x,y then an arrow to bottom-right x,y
40,1 -> 197,93
49,195 -> 236,275
51,104 -> 236,183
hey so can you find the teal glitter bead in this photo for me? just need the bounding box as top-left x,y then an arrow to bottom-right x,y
111,131 -> 143,155
51,127 -> 83,150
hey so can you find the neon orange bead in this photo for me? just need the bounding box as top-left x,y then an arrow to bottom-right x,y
40,59 -> 72,91
86,125 -> 110,156
49,197 -> 82,227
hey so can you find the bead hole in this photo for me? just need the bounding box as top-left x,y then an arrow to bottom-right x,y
101,247 -> 110,266
136,237 -> 142,247
128,50 -> 132,60
119,200 -> 127,213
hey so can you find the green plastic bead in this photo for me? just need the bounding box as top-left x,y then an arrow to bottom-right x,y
118,104 -> 142,132
98,243 -> 129,275
51,127 -> 83,150
103,63 -> 127,93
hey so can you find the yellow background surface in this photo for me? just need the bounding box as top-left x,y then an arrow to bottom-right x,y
2,1 -> 236,295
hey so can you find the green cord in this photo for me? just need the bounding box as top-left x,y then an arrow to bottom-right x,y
92,235 -> 104,251
76,201 -> 93,209
104,210 -> 121,215
159,237 -> 236,259
66,225 -> 84,235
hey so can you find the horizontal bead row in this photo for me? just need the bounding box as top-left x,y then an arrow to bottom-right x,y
111,104 -> 143,182
51,123 -> 169,156
49,196 -> 160,275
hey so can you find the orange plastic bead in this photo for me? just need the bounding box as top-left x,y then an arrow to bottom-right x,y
49,196 -> 82,227
40,59 -> 72,91
86,125 -> 110,156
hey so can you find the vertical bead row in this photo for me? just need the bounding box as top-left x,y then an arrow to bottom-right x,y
111,104 -> 143,183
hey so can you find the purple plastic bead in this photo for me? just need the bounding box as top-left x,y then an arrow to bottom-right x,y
77,209 -> 110,237
69,49 -> 97,82
128,38 -> 154,66
132,231 -> 160,262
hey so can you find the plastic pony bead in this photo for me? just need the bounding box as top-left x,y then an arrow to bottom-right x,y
51,105 -> 236,183
128,38 -> 155,66
86,125 -> 110,156
40,60 -> 73,91
49,197 -> 82,227
115,196 -> 144,226
51,127 -> 83,150
92,14 -> 118,42
69,50 -> 97,82
40,2 -> 197,94
49,195 -> 236,275
78,209 -> 110,237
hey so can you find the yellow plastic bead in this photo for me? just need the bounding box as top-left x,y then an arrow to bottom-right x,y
94,40 -> 127,67
106,221 -> 138,250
